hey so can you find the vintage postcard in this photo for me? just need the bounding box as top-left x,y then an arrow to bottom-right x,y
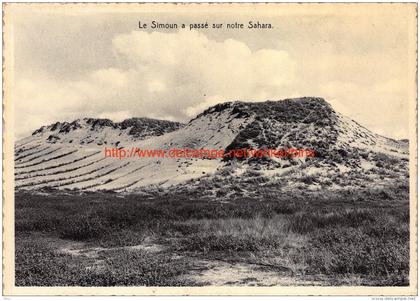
2,2 -> 418,296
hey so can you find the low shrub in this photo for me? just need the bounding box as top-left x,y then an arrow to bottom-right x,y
304,227 -> 409,284
60,214 -> 106,241
15,240 -> 191,286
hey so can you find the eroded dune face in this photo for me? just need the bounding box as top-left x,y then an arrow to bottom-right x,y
14,97 -> 408,192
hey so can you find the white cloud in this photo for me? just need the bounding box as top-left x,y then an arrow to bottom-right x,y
10,7 -> 413,140
14,30 -> 296,138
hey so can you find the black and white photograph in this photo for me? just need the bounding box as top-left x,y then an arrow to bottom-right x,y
2,2 -> 417,296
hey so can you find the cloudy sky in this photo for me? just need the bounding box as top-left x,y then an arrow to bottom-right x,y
5,4 -> 416,139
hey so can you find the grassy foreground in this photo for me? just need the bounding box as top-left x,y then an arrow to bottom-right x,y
15,186 -> 409,286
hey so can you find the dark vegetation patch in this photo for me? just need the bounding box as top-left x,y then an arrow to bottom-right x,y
15,239 -> 192,286
15,186 -> 409,286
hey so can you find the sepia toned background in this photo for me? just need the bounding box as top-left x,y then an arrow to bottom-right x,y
3,3 -> 417,296
5,3 -> 417,140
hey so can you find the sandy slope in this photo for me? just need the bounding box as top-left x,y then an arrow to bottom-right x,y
14,98 -> 408,192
